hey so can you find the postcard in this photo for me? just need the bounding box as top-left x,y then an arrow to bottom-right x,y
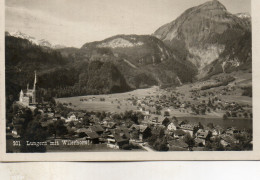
1,0 -> 259,161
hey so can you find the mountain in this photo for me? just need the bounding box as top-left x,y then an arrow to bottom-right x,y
5,35 -> 131,101
77,34 -> 197,88
7,31 -> 66,49
153,0 -> 251,79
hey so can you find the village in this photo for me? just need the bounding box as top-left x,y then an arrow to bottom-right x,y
6,73 -> 253,152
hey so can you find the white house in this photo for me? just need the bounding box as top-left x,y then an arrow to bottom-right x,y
66,113 -> 78,122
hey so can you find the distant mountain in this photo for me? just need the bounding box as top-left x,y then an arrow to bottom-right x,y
7,31 -> 67,49
153,0 -> 251,79
77,34 -> 197,88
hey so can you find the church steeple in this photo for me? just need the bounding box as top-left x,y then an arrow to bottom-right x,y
33,71 -> 37,90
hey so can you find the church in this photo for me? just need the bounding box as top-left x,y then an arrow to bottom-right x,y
19,71 -> 37,107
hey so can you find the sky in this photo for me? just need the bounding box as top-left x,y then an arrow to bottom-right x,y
5,0 -> 251,47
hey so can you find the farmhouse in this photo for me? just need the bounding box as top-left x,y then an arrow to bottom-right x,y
180,124 -> 196,136
107,128 -> 130,149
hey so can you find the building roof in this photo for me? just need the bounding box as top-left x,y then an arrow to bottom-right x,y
174,129 -> 186,136
85,131 -> 99,139
221,135 -> 237,144
180,124 -> 196,131
168,121 -> 179,128
76,128 -> 89,134
111,128 -> 130,143
195,138 -> 205,144
196,129 -> 209,139
168,139 -> 188,148
90,125 -> 104,132
130,124 -> 148,133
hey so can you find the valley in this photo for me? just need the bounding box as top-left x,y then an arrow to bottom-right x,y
5,0 -> 252,152
56,70 -> 252,130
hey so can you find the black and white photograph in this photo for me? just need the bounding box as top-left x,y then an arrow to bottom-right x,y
1,0 -> 258,161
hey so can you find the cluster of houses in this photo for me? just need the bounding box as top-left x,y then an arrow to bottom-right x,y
127,88 -> 252,120
160,117 -> 251,151
7,88 -> 252,151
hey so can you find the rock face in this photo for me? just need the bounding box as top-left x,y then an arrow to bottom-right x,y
153,0 -> 251,78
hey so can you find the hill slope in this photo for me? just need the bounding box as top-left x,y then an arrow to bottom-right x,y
5,36 -> 131,102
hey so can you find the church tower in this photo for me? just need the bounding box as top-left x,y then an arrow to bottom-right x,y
32,71 -> 37,104
19,90 -> 24,102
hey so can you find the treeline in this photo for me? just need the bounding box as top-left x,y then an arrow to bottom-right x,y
201,76 -> 235,90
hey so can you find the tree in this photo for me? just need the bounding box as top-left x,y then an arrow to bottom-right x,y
198,122 -> 204,129
68,121 -> 74,128
47,123 -> 56,137
82,116 -> 90,126
33,108 -> 41,116
78,132 -> 86,138
53,120 -> 68,137
183,133 -> 195,150
207,123 -> 214,129
226,111 -> 231,117
21,120 -> 47,152
153,139 -> 169,151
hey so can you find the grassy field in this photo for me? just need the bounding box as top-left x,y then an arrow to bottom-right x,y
56,86 -> 161,113
56,71 -> 252,128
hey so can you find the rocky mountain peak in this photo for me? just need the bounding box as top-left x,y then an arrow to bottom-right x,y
153,0 -> 251,79
200,0 -> 227,11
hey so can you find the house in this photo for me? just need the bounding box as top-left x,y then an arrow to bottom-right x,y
167,121 -> 179,131
66,113 -> 78,122
144,114 -> 151,120
12,124 -> 23,138
168,139 -> 189,151
89,125 -> 104,135
76,128 -> 99,144
220,135 -> 239,147
195,128 -> 210,146
53,114 -> 62,121
151,117 -> 159,123
11,128 -> 18,135
194,138 -> 205,147
173,129 -> 186,139
76,128 -> 89,134
212,125 -> 224,136
102,121 -> 116,130
129,124 -> 151,142
225,127 -> 239,136
180,124 -> 196,136
77,112 -> 86,121
85,130 -> 100,144
107,128 -> 130,149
